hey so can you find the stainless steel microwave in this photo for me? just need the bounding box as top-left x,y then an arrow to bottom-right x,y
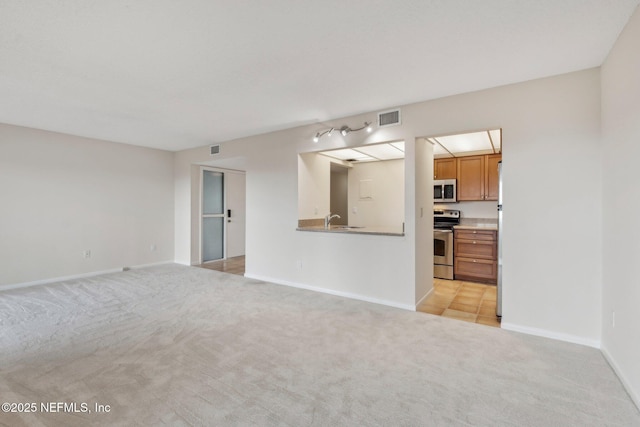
434,179 -> 457,203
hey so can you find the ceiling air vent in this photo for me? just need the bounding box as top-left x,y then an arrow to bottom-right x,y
210,145 -> 220,156
378,109 -> 401,128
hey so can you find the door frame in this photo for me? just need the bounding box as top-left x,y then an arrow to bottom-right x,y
200,167 -> 227,264
199,166 -> 246,265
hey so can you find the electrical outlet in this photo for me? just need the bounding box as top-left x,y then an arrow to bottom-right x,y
82,250 -> 91,259
296,260 -> 303,270
352,206 -> 358,214
150,244 -> 157,252
314,207 -> 318,215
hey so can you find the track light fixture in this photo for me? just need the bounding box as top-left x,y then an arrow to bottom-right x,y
313,122 -> 372,143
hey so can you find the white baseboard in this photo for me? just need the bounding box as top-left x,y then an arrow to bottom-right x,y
244,273 -> 416,311
501,321 -> 601,349
0,268 -> 124,292
128,260 -> 175,270
0,260 -> 175,292
414,287 -> 434,311
601,346 -> 640,412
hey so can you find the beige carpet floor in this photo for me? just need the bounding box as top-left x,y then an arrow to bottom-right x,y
0,264 -> 638,426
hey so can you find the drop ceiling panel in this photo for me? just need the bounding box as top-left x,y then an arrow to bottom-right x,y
390,141 -> 405,152
431,139 -> 452,158
319,148 -> 373,162
355,143 -> 405,160
436,131 -> 492,155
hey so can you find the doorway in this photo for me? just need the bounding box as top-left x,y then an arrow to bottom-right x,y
329,163 -> 348,225
200,167 -> 246,264
422,128 -> 503,326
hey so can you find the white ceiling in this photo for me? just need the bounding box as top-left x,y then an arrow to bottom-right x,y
1,1 -> 638,152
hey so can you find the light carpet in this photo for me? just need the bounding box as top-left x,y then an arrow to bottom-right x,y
0,264 -> 638,426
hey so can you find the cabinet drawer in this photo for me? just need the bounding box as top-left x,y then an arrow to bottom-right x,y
454,229 -> 496,241
455,239 -> 496,260
454,257 -> 497,283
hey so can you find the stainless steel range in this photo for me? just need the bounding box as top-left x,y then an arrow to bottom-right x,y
434,209 -> 460,280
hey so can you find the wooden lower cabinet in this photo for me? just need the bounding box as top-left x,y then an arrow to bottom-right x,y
454,257 -> 497,283
454,229 -> 497,284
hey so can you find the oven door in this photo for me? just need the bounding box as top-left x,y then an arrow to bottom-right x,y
434,230 -> 453,265
434,229 -> 454,279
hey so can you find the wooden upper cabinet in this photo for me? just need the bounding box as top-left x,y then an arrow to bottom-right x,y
457,155 -> 485,201
456,153 -> 502,201
484,154 -> 502,201
434,158 -> 457,180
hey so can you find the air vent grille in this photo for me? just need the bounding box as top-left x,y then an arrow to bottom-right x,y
378,109 -> 401,127
210,145 -> 220,155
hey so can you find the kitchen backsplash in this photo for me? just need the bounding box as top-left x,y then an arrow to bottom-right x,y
458,217 -> 498,227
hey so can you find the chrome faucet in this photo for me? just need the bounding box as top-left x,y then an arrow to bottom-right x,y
324,213 -> 341,228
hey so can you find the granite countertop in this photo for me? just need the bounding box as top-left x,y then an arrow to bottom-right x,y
454,218 -> 498,231
453,224 -> 498,231
296,225 -> 405,237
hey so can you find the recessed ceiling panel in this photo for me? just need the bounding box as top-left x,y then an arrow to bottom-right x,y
430,138 -> 452,157
436,131 -> 492,155
390,141 -> 405,152
355,143 -> 405,160
319,148 -> 374,162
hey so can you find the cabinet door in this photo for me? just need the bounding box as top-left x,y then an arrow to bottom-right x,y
434,158 -> 457,180
455,229 -> 496,241
485,154 -> 502,201
454,257 -> 497,283
455,239 -> 497,260
457,155 -> 485,201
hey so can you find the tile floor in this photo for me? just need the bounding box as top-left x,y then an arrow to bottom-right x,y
197,256 -> 246,275
417,279 -> 501,328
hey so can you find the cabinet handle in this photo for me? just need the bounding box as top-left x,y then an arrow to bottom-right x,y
473,260 -> 477,263
473,241 -> 476,244
472,231 -> 477,234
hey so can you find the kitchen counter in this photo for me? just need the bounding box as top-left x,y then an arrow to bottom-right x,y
454,218 -> 498,231
453,223 -> 498,231
296,225 -> 405,237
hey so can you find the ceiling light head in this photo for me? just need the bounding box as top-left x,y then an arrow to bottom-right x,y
312,122 -> 373,142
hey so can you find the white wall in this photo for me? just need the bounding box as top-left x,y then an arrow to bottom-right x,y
174,67 -> 602,341
348,159 -> 404,228
415,138 -> 434,303
601,5 -> 640,408
297,152 -> 331,219
0,124 -> 174,287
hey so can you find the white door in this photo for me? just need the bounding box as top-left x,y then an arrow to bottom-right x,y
225,172 -> 246,258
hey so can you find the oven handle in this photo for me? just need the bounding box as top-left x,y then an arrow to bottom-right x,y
434,229 -> 453,234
